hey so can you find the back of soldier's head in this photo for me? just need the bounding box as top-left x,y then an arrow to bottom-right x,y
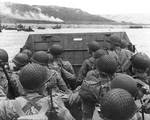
109,35 -> 122,50
19,63 -> 47,91
87,41 -> 100,54
131,52 -> 150,71
0,49 -> 8,64
101,88 -> 137,120
96,54 -> 117,75
50,44 -> 64,57
31,51 -> 49,66
21,49 -> 32,58
93,49 -> 108,59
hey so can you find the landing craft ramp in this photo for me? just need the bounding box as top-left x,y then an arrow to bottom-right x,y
22,31 -> 132,75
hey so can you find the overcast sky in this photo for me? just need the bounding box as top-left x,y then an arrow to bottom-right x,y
1,0 -> 150,15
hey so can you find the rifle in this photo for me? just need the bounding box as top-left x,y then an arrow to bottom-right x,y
46,86 -> 58,120
0,62 -> 16,99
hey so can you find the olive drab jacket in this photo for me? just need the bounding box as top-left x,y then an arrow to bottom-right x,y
79,69 -> 113,103
45,68 -> 72,94
10,71 -> 25,97
77,57 -> 95,84
49,59 -> 76,90
114,48 -> 133,72
79,70 -> 114,120
0,93 -> 75,120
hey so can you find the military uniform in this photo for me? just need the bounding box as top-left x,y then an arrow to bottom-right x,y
114,48 -> 133,72
45,67 -> 72,94
0,92 -> 75,120
10,66 -> 71,97
79,70 -> 113,120
130,52 -> 150,84
10,71 -> 25,97
0,63 -> 75,120
77,57 -> 95,84
50,59 -> 76,90
77,50 -> 119,85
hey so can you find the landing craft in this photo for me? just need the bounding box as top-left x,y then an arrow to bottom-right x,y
23,26 -> 34,32
52,24 -> 61,29
16,30 -> 136,120
37,26 -> 46,29
22,30 -> 135,75
17,26 -> 34,32
129,25 -> 143,29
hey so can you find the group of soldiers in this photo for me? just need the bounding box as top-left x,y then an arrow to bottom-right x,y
0,35 -> 150,120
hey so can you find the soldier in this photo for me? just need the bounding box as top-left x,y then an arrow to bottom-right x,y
31,51 -> 71,94
12,53 -> 29,71
108,35 -> 133,73
77,41 -> 100,85
21,49 -> 32,59
130,52 -> 150,84
49,44 -> 76,90
110,73 -> 150,120
10,53 -> 29,97
0,49 -> 9,97
79,54 -> 118,120
111,73 -> 139,97
100,88 -> 137,120
0,63 -> 75,120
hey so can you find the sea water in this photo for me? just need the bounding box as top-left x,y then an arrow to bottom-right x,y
0,28 -> 150,60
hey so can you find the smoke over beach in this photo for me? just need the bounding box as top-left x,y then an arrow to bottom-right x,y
0,2 -> 63,22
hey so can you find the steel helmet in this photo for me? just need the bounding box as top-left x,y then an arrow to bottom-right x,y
0,49 -> 8,63
101,88 -> 137,120
131,52 -> 150,70
109,35 -> 121,47
19,63 -> 47,90
12,53 -> 29,67
31,51 -> 49,66
87,41 -> 100,52
22,49 -> 32,58
93,49 -> 108,59
96,54 -> 117,74
50,44 -> 64,56
120,40 -> 128,49
111,73 -> 138,97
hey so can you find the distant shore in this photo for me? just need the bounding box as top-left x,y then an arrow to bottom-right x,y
2,23 -> 150,29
